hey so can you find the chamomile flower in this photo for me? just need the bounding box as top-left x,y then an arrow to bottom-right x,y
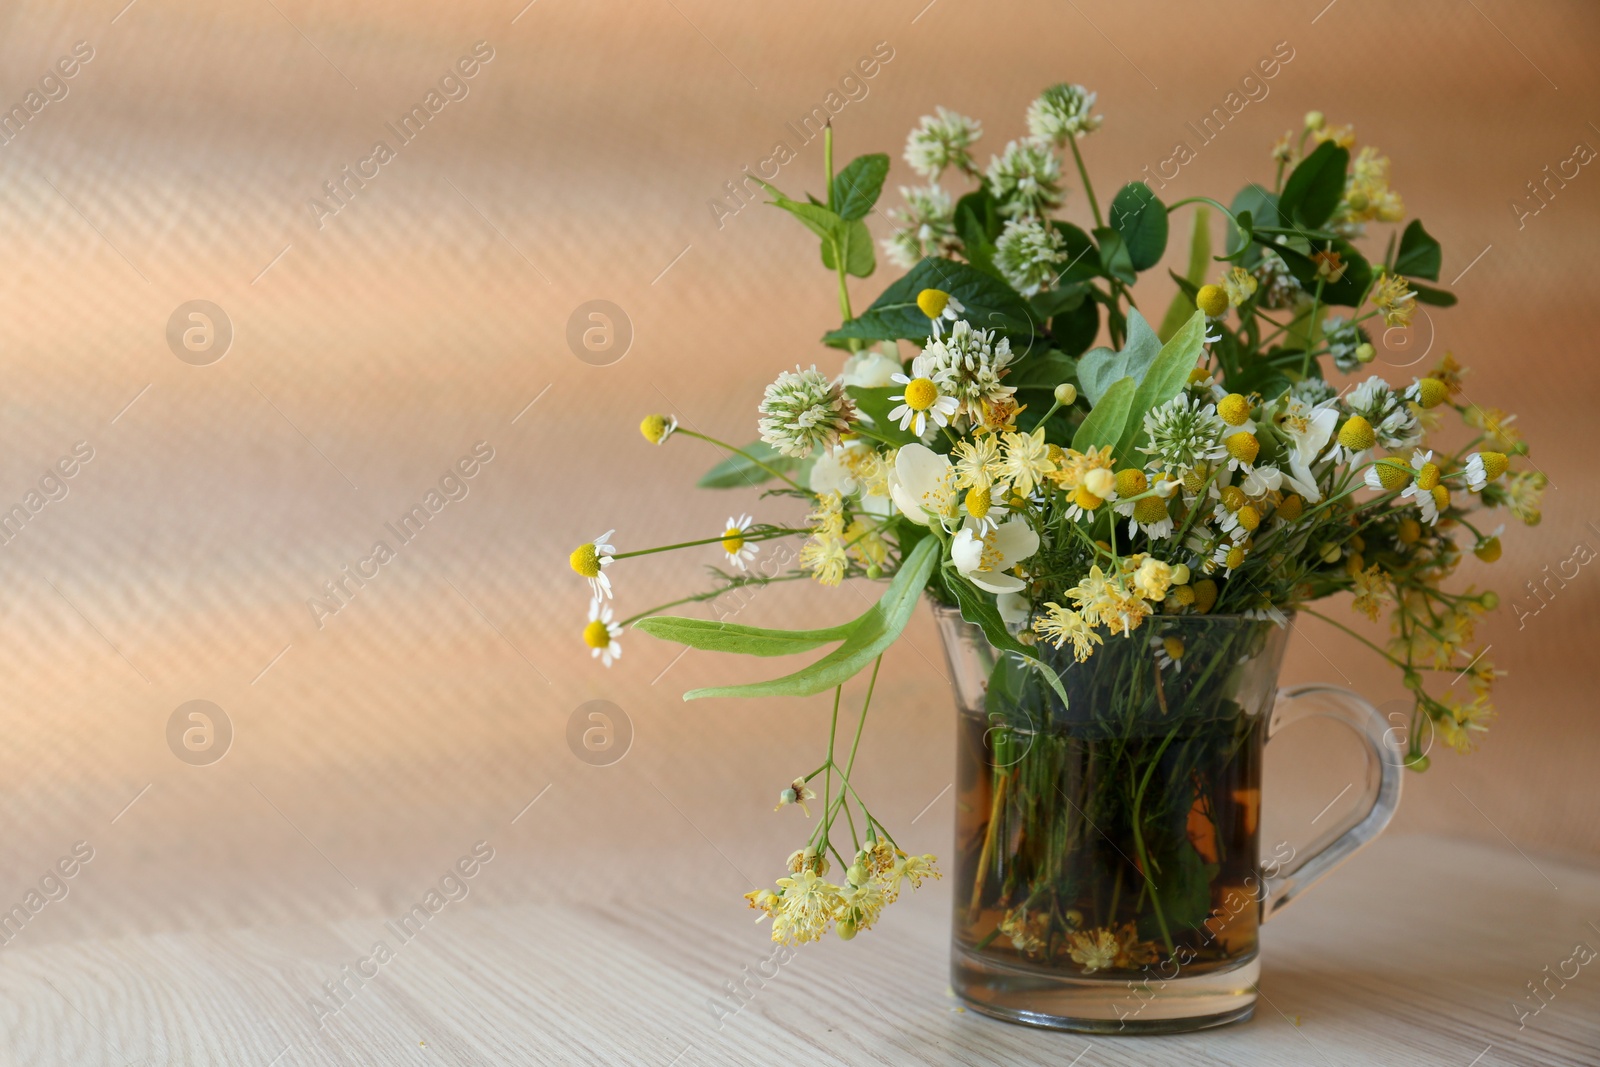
583,599 -> 623,666
720,514 -> 759,569
888,354 -> 961,436
639,414 -> 678,445
1348,376 -> 1422,450
1463,450 -> 1508,492
1151,633 -> 1184,672
570,530 -> 617,599
916,288 -> 966,339
985,138 -> 1063,219
904,107 -> 983,180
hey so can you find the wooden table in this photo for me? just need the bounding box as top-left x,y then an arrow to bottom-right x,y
3,834 -> 1594,1065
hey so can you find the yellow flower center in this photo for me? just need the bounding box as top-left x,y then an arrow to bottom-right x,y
1220,485 -> 1247,512
1217,393 -> 1251,426
639,414 -> 672,444
1071,485 -> 1103,510
1115,468 -> 1148,496
1196,284 -> 1229,318
1415,463 -> 1441,491
1225,432 -> 1259,465
903,377 -> 939,411
1163,637 -> 1185,660
722,528 -> 746,554
1398,517 -> 1422,544
916,288 -> 950,319
1192,579 -> 1218,614
1374,461 -> 1410,491
570,543 -> 601,578
1276,494 -> 1304,522
1237,504 -> 1261,532
1225,545 -> 1247,570
583,620 -> 611,648
965,486 -> 991,519
1474,536 -> 1502,563
1431,484 -> 1450,510
1338,415 -> 1376,451
1479,451 -> 1509,481
1415,378 -> 1448,409
1133,495 -> 1168,523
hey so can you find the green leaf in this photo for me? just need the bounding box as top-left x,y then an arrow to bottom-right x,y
954,189 -> 1004,276
1279,141 -> 1349,229
1007,349 -> 1077,393
1093,226 -> 1137,284
1076,307 -> 1161,406
1409,279 -> 1458,307
1158,207 -> 1212,342
845,385 -> 920,446
1271,238 -> 1373,308
1051,298 -> 1100,358
682,537 -> 941,700
1227,185 -> 1280,261
697,440 -> 801,489
831,154 -> 890,222
1052,222 -> 1102,284
1116,310 -> 1207,464
1138,837 -> 1219,941
942,575 -> 1069,707
823,257 -> 1036,348
1393,219 -> 1442,281
772,196 -> 844,243
1072,374 -> 1136,452
1108,181 -> 1169,272
821,218 -> 875,278
634,616 -> 856,657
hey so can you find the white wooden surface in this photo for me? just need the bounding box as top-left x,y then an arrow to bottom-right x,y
1,834 -> 1594,1066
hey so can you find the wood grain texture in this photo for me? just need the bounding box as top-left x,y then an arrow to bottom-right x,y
0,836 -> 1595,1065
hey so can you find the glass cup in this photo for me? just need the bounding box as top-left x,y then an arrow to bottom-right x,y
934,604 -> 1403,1033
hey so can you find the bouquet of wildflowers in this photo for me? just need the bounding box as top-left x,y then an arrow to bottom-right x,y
568,86 -> 1540,949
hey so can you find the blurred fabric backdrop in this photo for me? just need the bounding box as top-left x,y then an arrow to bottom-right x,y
0,0 -> 1595,999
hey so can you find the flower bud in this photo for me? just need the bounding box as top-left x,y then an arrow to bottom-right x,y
1406,754 -> 1430,773
1355,342 -> 1376,364
1479,591 -> 1500,610
1084,468 -> 1116,498
1304,110 -> 1325,131
1053,383 -> 1078,406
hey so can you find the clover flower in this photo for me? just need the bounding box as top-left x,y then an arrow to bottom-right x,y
993,217 -> 1067,296
1026,83 -> 1103,145
921,319 -> 1018,419
758,365 -> 855,458
1140,394 -> 1227,475
985,138 -> 1063,219
904,106 -> 983,180
882,183 -> 961,268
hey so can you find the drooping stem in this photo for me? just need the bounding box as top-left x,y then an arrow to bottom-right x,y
675,429 -> 804,490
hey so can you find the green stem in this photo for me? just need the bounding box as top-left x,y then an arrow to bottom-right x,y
1068,137 -> 1102,228
676,429 -> 804,490
1130,725 -> 1183,955
611,527 -> 808,560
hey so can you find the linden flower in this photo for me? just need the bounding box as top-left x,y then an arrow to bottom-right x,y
1026,82 -> 1102,145
800,493 -> 848,586
570,530 -> 617,600
888,353 -> 961,437
774,778 -> 816,816
952,435 -> 1005,491
986,138 -> 1063,219
1350,563 -> 1389,621
720,513 -> 759,569
994,217 -> 1067,296
758,365 -> 856,459
1000,906 -> 1050,957
1034,603 -> 1103,662
951,517 -> 1040,594
1371,272 -> 1417,328
904,106 -> 983,180
1132,557 -> 1175,601
1436,692 -> 1493,754
889,444 -> 959,528
769,869 -> 844,945
1275,394 -> 1339,502
1069,565 -> 1151,637
1000,426 -> 1057,498
583,599 -> 623,667
1222,265 -> 1258,307
1065,927 -> 1119,974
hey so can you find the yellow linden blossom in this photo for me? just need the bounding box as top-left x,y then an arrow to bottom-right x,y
1371,272 -> 1417,327
1000,906 -> 1050,957
1034,602 -> 1103,662
1436,692 -> 1493,754
1463,405 -> 1522,452
1132,556 -> 1174,601
1314,122 -> 1357,149
1222,266 -> 1258,306
1066,923 -> 1158,973
952,435 -> 1005,490
1430,352 -> 1467,398
1069,565 -> 1152,637
1341,146 -> 1405,223
1505,470 -> 1547,525
769,870 -> 843,945
800,492 -> 848,586
999,425 -> 1056,497
844,519 -> 888,567
1350,563 -> 1390,621
842,444 -> 891,498
979,395 -> 1024,434
1050,444 -> 1114,492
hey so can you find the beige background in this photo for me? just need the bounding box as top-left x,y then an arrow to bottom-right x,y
0,0 -> 1596,1061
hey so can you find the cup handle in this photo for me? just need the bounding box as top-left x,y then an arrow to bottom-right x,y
1260,684 -> 1405,922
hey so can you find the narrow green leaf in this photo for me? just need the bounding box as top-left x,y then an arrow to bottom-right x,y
697,440 -> 800,489
1072,375 -> 1136,452
1116,310 -> 1207,464
682,537 -> 941,700
942,575 -> 1069,707
1158,207 -> 1211,342
1394,219 -> 1442,281
634,616 -> 856,658
1279,141 -> 1349,229
831,154 -> 890,221
1409,280 -> 1458,307
1109,181 -> 1169,271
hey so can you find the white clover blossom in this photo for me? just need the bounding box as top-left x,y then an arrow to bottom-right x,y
1026,83 -> 1102,145
904,107 -> 983,180
882,183 -> 960,268
1291,377 -> 1338,405
985,138 -> 1063,219
1139,394 -> 1227,474
921,319 -> 1018,420
758,365 -> 855,458
1345,376 -> 1421,450
1253,243 -> 1304,309
993,218 -> 1067,296
1324,316 -> 1362,373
